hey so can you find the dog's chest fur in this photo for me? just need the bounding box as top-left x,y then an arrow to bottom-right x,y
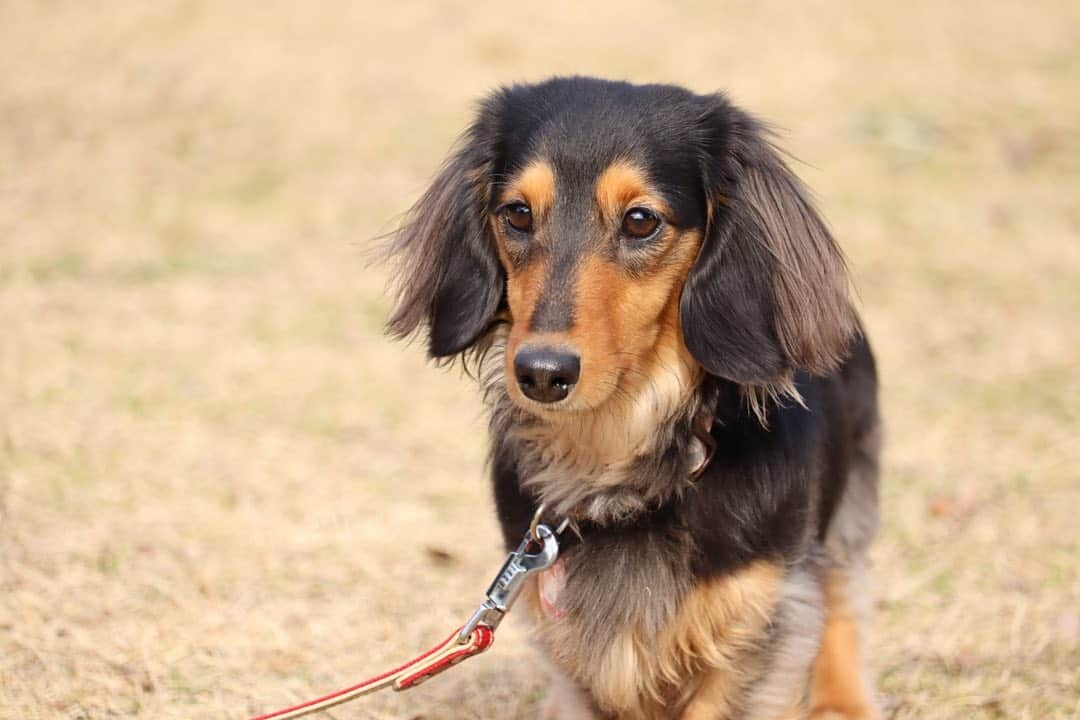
522,530 -> 799,718
483,332 -> 840,715
493,397 -> 807,716
489,360 -> 709,527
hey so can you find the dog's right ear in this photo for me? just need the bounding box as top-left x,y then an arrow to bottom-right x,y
384,101 -> 505,358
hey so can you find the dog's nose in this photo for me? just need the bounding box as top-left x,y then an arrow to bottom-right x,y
514,348 -> 580,404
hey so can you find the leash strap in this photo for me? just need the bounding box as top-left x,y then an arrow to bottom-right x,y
248,511 -> 565,720
248,624 -> 494,720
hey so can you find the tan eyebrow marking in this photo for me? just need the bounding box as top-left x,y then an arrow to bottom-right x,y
595,160 -> 670,220
501,159 -> 556,215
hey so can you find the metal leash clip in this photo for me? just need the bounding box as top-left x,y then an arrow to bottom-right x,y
249,507 -> 569,720
457,510 -> 564,644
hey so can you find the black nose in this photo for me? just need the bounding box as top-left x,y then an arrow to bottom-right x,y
514,348 -> 581,404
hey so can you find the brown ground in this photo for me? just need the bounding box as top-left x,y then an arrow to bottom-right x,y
1,2 -> 1078,719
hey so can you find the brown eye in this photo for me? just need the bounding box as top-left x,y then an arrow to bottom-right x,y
504,203 -> 533,232
621,207 -> 660,240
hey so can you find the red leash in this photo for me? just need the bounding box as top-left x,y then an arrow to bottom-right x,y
247,513 -> 566,720
249,625 -> 494,720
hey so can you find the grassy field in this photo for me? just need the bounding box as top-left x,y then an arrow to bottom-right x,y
1,2 -> 1078,718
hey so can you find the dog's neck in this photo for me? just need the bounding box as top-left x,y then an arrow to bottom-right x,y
487,332 -> 712,526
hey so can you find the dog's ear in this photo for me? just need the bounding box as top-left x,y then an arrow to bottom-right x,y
384,102 -> 505,358
681,98 -> 856,384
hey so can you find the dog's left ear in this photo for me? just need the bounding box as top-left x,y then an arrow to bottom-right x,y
681,98 -> 856,384
384,99 -> 505,358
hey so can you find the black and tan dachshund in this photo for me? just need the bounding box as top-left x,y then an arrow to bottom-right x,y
384,76 -> 881,720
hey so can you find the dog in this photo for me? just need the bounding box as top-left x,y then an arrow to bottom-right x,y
384,77 -> 881,720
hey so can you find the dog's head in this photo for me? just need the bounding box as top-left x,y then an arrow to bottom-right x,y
386,77 -> 854,418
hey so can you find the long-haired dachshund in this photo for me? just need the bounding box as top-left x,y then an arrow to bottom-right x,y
384,77 -> 881,720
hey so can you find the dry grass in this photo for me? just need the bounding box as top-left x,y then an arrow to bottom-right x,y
1,2 -> 1078,718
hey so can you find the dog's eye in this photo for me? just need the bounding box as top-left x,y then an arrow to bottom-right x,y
504,203 -> 533,232
621,207 -> 660,240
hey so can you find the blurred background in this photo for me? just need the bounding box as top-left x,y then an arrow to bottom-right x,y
1,2 -> 1077,718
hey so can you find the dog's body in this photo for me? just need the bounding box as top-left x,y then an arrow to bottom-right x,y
386,77 -> 881,719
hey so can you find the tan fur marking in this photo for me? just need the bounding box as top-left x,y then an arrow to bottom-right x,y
595,160 -> 671,222
568,561 -> 784,718
501,159 -> 556,216
565,253 -> 622,411
568,232 -> 701,416
809,570 -> 879,720
667,562 -> 785,719
680,670 -> 740,720
490,161 -> 556,326
501,250 -> 548,332
505,226 -> 701,415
